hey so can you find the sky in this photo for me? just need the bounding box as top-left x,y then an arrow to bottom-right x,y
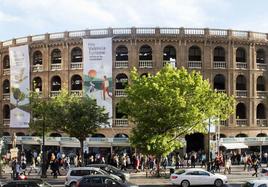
0,0 -> 268,41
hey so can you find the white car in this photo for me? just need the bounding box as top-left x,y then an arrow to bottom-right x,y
170,168 -> 227,187
243,179 -> 268,187
65,167 -> 122,187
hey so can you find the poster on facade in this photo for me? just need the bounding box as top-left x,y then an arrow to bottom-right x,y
9,45 -> 30,128
83,38 -> 112,128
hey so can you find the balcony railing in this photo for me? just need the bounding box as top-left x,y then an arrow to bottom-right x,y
257,119 -> 268,127
257,63 -> 267,70
257,91 -> 267,98
115,89 -> 127,97
51,64 -> 62,71
163,60 -> 176,67
139,60 -> 153,68
236,62 -> 247,69
213,61 -> 226,69
236,90 -> 247,97
3,93 -> 10,100
188,61 -> 202,69
114,119 -> 129,127
3,69 -> 10,75
220,120 -> 228,126
71,90 -> 83,97
216,90 -> 226,94
236,119 -> 248,127
32,64 -> 43,72
50,91 -> 60,97
70,62 -> 83,69
115,61 -> 128,68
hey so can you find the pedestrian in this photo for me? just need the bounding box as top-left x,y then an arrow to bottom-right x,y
252,159 -> 259,177
224,157 -> 232,174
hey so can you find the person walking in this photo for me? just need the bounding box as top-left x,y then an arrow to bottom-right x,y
252,159 -> 259,177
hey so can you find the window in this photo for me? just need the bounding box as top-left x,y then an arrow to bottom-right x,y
236,47 -> 246,62
257,49 -> 265,64
51,49 -> 61,64
91,177 -> 103,184
71,47 -> 82,62
116,45 -> 128,61
236,103 -> 246,119
51,76 -> 61,91
71,75 -> 82,90
214,47 -> 225,61
198,171 -> 210,176
3,55 -> 10,69
115,73 -> 128,89
236,75 -> 247,90
33,51 -> 43,65
213,74 -> 225,90
139,45 -> 152,61
189,46 -> 201,61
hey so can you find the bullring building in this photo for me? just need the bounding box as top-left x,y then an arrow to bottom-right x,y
0,27 -> 268,153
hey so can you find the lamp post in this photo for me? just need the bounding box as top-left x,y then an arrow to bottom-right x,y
207,118 -> 211,171
41,117 -> 46,178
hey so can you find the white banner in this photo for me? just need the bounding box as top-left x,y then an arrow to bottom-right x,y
83,38 -> 113,128
9,45 -> 30,128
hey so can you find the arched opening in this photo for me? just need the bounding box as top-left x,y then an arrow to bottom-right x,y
139,45 -> 152,61
213,74 -> 225,90
185,133 -> 204,152
235,133 -> 248,137
213,134 -> 227,140
71,47 -> 82,62
236,47 -> 246,62
257,76 -> 265,91
140,73 -> 148,77
3,105 -> 10,119
3,132 -> 10,136
16,132 -> 25,136
91,133 -> 105,138
116,45 -> 128,61
3,55 -> 10,69
257,103 -> 266,119
71,75 -> 82,90
236,103 -> 246,119
188,46 -> 201,61
3,79 -> 10,93
114,133 -> 128,138
51,49 -> 62,64
257,133 -> 267,137
51,76 -> 61,91
163,45 -> 176,66
236,75 -> 247,90
115,103 -> 127,119
33,51 -> 43,65
115,73 -> 128,89
213,46 -> 225,61
33,77 -> 42,92
257,49 -> 265,64
49,133 -> 62,137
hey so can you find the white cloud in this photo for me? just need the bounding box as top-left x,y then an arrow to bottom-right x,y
0,11 -> 20,22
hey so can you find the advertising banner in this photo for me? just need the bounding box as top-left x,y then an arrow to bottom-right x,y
9,45 -> 30,128
83,38 -> 113,127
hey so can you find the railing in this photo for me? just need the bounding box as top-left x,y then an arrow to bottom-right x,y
220,120 -> 228,126
236,90 -> 247,97
216,90 -> 226,94
236,119 -> 248,126
209,29 -> 227,37
139,60 -> 153,68
32,64 -> 43,72
136,28 -> 155,35
236,62 -> 247,69
3,40 -> 12,46
70,62 -> 83,69
3,93 -> 10,100
114,119 -> 129,127
32,34 -> 45,41
115,89 -> 127,97
233,31 -> 248,39
160,28 -> 180,35
90,29 -> 108,36
115,61 -> 128,68
50,91 -> 60,97
213,61 -> 226,69
69,31 -> 86,38
257,91 -> 267,98
16,37 -> 28,44
257,63 -> 267,70
3,119 -> 10,125
257,119 -> 268,127
163,60 -> 176,67
252,32 -> 267,40
70,90 -> 83,97
113,28 -> 131,35
3,69 -> 10,75
188,61 -> 202,68
185,28 -> 204,35
51,64 -> 62,70
49,32 -> 64,39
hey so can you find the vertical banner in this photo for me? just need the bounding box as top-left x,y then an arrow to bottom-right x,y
83,38 -> 112,128
9,45 -> 30,128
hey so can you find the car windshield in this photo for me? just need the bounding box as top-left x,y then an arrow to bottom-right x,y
175,170 -> 185,175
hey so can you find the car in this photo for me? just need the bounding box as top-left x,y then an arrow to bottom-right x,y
65,167 -> 122,187
243,179 -> 268,187
87,164 -> 130,182
261,168 -> 268,177
76,175 -> 138,187
170,168 -> 227,187
2,179 -> 51,187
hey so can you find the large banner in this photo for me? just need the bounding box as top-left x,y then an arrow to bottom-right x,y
9,45 -> 30,128
83,38 -> 112,128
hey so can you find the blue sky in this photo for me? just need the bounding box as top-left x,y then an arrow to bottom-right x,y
0,0 -> 268,41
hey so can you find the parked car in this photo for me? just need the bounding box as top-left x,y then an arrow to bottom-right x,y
243,179 -> 268,187
87,164 -> 130,182
76,175 -> 138,187
170,168 -> 227,187
2,179 -> 51,187
261,168 -> 268,177
65,167 -> 122,187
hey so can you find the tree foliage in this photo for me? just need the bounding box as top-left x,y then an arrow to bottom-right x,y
120,65 -> 235,157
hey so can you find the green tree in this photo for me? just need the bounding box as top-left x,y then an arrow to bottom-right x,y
29,90 -> 109,165
119,66 -> 235,174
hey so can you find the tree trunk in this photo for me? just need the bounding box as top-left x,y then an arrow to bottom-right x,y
79,139 -> 85,166
156,155 -> 161,177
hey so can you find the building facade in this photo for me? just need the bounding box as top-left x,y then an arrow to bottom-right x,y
0,27 -> 267,151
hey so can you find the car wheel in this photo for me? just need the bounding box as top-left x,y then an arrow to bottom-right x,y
214,179 -> 223,187
181,180 -> 190,187
70,182 -> 76,187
